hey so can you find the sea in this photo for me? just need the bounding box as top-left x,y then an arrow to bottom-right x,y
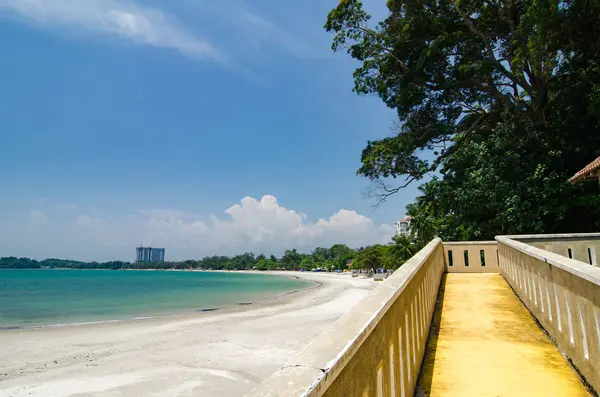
0,269 -> 312,329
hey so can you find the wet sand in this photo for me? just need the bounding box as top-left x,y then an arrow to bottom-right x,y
0,272 -> 375,397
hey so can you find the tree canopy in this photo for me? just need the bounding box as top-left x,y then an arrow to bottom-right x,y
326,0 -> 600,239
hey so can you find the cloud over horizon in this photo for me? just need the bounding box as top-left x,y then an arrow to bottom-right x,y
0,0 -> 222,60
10,195 -> 394,262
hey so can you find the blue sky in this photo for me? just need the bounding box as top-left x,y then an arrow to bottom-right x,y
0,0 -> 422,261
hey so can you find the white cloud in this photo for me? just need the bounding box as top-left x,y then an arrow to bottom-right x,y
0,0 -> 222,61
8,195 -> 394,261
29,209 -> 48,223
144,195 -> 393,257
136,195 -> 394,257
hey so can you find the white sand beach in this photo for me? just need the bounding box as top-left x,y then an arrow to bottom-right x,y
0,272 -> 375,397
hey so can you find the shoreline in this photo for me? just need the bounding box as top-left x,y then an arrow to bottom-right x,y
0,271 -> 322,332
0,271 -> 376,397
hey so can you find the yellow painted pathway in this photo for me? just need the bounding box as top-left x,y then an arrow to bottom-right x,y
416,274 -> 591,396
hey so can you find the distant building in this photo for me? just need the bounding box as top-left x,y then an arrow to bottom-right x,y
136,246 -> 165,263
395,217 -> 412,237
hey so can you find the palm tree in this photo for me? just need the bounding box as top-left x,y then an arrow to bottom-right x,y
407,178 -> 443,244
388,235 -> 418,268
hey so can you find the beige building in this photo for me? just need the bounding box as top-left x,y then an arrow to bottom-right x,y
394,217 -> 412,237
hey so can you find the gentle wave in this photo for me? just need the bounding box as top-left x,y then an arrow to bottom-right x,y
0,270 -> 315,330
0,308 -> 225,331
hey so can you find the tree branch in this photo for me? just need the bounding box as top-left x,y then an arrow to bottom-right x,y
368,176 -> 419,208
452,1 -> 535,97
342,23 -> 410,71
368,112 -> 489,206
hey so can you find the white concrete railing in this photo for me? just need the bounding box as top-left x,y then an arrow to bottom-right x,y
244,239 -> 445,397
497,236 -> 600,392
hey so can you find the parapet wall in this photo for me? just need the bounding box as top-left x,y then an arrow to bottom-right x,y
247,234 -> 600,396
511,233 -> 600,267
442,241 -> 499,273
497,236 -> 600,392
244,239 -> 446,397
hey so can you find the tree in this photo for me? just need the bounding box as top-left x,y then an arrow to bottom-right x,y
353,245 -> 389,270
300,256 -> 314,271
232,253 -> 256,269
329,244 -> 356,269
326,0 -> 600,236
281,249 -> 302,270
407,115 -> 600,240
312,247 -> 332,264
256,258 -> 277,271
0,257 -> 40,269
389,235 -> 419,266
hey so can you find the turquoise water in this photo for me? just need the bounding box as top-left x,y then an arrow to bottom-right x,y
0,270 -> 311,328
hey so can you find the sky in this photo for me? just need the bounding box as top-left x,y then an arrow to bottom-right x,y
0,0 -> 423,262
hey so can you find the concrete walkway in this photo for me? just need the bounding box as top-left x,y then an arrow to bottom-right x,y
416,273 -> 591,396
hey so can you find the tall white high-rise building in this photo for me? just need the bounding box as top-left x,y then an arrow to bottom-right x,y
136,246 -> 165,262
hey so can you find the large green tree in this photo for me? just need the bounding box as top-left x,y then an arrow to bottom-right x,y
389,234 -> 420,264
353,245 -> 389,269
326,0 -> 600,238
281,249 -> 303,270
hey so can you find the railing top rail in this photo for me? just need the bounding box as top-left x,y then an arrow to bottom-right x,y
443,241 -> 497,245
501,232 -> 600,240
245,238 -> 443,397
496,236 -> 600,286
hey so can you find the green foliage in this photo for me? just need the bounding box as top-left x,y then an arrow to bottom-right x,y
352,245 -> 388,270
255,258 -> 278,271
0,257 -> 41,269
327,244 -> 356,269
281,249 -> 303,270
389,235 -> 421,263
0,244 -> 368,272
406,113 -> 600,240
351,236 -> 422,270
300,256 -> 314,271
326,0 -> 600,238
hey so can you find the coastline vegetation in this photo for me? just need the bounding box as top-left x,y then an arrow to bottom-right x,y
0,235 -> 420,272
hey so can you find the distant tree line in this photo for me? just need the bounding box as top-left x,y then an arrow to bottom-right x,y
0,237 -> 422,272
0,257 -> 130,270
